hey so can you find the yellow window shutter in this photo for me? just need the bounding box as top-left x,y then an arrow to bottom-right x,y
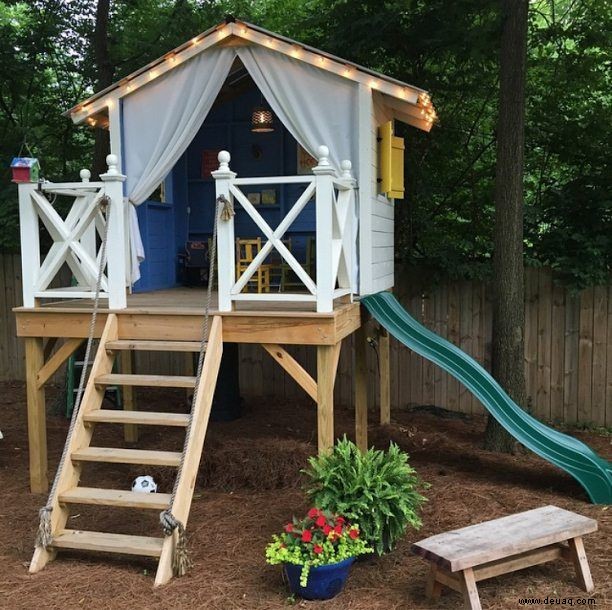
378,120 -> 405,200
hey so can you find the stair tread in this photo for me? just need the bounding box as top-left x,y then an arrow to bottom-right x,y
72,447 -> 182,466
106,340 -> 204,352
59,487 -> 171,509
84,409 -> 189,427
95,373 -> 196,388
52,529 -> 164,557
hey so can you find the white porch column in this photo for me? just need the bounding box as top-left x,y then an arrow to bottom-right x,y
17,182 -> 40,308
313,145 -> 336,313
211,150 -> 236,312
100,154 -> 128,309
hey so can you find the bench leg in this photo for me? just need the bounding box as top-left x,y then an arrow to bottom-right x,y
459,568 -> 482,610
425,565 -> 443,601
568,536 -> 594,593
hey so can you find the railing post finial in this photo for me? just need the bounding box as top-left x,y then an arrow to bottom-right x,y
105,154 -> 119,176
80,169 -> 91,183
218,150 -> 231,172
340,160 -> 352,180
316,145 -> 330,167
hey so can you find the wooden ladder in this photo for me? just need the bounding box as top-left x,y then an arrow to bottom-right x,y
29,313 -> 224,586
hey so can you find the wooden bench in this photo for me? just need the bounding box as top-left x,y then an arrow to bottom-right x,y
412,505 -> 597,610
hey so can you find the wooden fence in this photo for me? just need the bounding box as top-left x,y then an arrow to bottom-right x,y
1,254 -> 610,426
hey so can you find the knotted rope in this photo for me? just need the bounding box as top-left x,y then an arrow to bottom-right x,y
218,194 -> 235,221
35,195 -> 111,549
158,193 -> 226,576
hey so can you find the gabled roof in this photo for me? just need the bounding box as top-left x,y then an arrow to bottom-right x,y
68,17 -> 436,132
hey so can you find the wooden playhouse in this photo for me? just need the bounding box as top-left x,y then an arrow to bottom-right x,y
13,18 -> 435,584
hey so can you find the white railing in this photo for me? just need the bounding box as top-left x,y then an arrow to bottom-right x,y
212,145 -> 357,313
17,154 -> 128,309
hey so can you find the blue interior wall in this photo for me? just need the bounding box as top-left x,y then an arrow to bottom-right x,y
132,84 -> 315,292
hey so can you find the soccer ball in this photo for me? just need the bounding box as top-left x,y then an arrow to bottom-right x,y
132,475 -> 157,493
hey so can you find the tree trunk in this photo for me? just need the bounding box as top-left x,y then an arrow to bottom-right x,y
484,0 -> 528,453
92,0 -> 113,178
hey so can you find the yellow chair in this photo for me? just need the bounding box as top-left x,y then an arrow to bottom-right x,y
280,236 -> 316,292
235,238 -> 271,293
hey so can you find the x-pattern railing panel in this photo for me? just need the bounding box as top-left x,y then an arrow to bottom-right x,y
31,188 -> 109,293
229,181 -> 317,295
331,185 -> 353,289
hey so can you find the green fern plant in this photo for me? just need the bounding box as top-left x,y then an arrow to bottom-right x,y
303,437 -> 428,555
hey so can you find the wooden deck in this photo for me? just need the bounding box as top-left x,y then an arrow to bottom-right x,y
14,288 -> 361,345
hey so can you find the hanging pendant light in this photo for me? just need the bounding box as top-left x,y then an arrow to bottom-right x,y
251,98 -> 274,133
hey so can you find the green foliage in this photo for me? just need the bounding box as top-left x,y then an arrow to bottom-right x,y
303,437 -> 428,555
265,508 -> 370,587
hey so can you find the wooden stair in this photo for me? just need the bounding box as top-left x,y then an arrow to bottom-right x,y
59,487 -> 172,509
29,313 -> 224,587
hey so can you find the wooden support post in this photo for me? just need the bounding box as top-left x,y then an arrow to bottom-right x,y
459,568 -> 482,610
317,344 -> 336,453
25,337 -> 48,493
568,536 -> 594,593
120,350 -> 138,443
379,327 -> 391,425
184,352 -> 194,402
425,565 -> 443,601
354,322 -> 369,452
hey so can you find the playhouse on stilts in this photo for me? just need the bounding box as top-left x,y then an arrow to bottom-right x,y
14,18 -> 435,585
14,17 -> 610,587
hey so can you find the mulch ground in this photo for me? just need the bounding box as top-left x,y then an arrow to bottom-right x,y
0,381 -> 609,610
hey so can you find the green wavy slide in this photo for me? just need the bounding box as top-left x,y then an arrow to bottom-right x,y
362,291 -> 612,504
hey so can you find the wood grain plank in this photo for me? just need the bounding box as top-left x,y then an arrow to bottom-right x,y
578,287 -> 594,423
591,286 -> 607,427
564,294 -> 580,424
524,269 -> 539,413
537,269 -> 552,420
550,282 -> 565,423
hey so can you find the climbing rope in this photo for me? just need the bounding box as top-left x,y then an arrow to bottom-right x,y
159,193 -> 234,576
35,194 -> 111,549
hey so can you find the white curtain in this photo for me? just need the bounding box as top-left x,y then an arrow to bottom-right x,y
121,44 -> 360,284
122,47 -> 235,282
237,46 -> 359,172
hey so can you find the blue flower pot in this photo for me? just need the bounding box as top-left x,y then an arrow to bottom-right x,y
284,557 -> 355,600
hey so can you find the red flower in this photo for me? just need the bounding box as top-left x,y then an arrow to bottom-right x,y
315,515 -> 327,527
307,508 -> 319,519
302,530 -> 313,542
336,516 -> 345,525
284,523 -> 293,533
313,544 -> 323,554
334,524 -> 343,535
348,528 -> 359,540
323,524 -> 332,536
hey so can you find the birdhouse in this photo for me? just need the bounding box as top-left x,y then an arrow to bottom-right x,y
10,157 -> 40,183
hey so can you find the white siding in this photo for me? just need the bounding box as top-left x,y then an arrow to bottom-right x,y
368,92 -> 395,293
357,89 -> 396,296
